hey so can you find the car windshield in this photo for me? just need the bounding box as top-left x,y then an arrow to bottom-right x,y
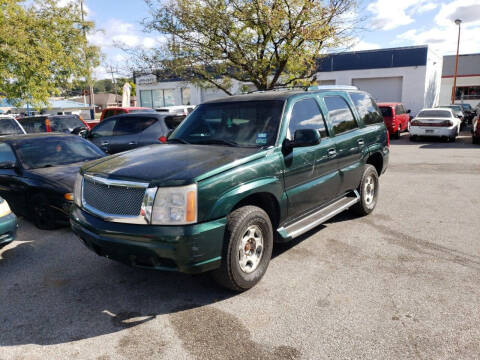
14,137 -> 105,169
0,118 -> 24,135
169,100 -> 284,147
49,116 -> 84,133
379,107 -> 393,117
418,110 -> 451,118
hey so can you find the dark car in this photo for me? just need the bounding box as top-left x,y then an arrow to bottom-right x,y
83,112 -> 185,154
456,103 -> 475,124
18,114 -> 90,135
0,134 -> 105,229
0,116 -> 26,136
71,86 -> 389,291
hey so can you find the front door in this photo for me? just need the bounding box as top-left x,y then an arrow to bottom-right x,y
282,97 -> 340,221
88,118 -> 117,153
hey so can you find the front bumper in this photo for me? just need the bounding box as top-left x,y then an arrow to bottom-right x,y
410,126 -> 457,138
0,213 -> 18,247
70,206 -> 226,274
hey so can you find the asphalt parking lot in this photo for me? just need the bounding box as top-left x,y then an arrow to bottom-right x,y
1,131 -> 479,360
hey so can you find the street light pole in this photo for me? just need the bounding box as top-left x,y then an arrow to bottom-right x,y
80,0 -> 95,119
451,18 -> 462,104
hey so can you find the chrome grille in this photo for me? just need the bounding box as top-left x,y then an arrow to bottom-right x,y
82,176 -> 147,217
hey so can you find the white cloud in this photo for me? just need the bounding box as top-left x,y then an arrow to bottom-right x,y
434,0 -> 480,27
367,0 -> 442,30
352,40 -> 381,51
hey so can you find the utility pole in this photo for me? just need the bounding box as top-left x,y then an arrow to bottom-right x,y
451,19 -> 462,104
80,0 -> 95,119
107,65 -> 119,106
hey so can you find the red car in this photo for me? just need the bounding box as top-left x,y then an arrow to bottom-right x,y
472,114 -> 480,144
377,102 -> 411,139
86,107 -> 156,128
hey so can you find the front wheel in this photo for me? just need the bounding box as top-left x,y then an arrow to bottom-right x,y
351,165 -> 379,216
30,194 -> 57,230
212,206 -> 273,291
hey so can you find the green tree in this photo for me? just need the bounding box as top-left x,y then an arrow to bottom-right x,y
141,0 -> 356,94
0,0 -> 100,107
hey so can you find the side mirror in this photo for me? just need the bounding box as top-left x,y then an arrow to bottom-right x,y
286,129 -> 320,149
407,109 -> 411,114
79,129 -> 89,138
0,161 -> 17,169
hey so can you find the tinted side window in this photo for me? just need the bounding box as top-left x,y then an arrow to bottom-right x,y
164,115 -> 186,130
19,118 -> 47,133
103,109 -> 116,120
0,143 -> 17,163
0,118 -> 23,135
349,92 -> 384,125
288,98 -> 327,138
114,117 -> 157,135
323,96 -> 358,134
91,118 -> 116,137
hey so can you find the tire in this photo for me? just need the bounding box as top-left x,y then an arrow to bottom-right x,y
409,135 -> 417,142
351,165 -> 379,216
30,194 -> 57,230
473,136 -> 479,144
212,206 -> 273,291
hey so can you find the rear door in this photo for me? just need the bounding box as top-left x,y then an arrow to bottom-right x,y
109,117 -> 155,153
321,94 -> 365,196
283,97 -> 340,220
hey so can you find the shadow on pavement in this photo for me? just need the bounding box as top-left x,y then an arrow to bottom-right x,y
391,131 -> 478,149
0,220 -> 234,346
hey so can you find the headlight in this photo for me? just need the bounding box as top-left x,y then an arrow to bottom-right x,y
0,199 -> 12,217
149,184 -> 197,225
73,173 -> 83,207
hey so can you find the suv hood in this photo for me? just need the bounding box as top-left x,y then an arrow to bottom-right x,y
82,144 -> 263,185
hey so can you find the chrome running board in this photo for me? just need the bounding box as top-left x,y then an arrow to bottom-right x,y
278,191 -> 360,239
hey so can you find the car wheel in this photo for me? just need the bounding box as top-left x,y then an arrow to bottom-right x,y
473,136 -> 479,144
30,194 -> 57,230
409,135 -> 417,141
351,165 -> 379,216
212,206 -> 273,291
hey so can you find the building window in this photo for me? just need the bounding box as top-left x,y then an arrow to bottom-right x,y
455,86 -> 480,100
181,88 -> 191,105
140,90 -> 153,108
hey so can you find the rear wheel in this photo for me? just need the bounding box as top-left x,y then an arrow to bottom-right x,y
409,135 -> 417,142
212,206 -> 273,291
351,165 -> 379,216
30,194 -> 57,230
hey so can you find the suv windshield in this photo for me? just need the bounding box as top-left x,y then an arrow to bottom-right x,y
14,137 -> 104,169
170,100 -> 284,147
418,110 -> 451,118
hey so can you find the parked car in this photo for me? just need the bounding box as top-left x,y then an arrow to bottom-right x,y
0,116 -> 26,136
456,103 -> 475,124
0,134 -> 105,229
86,107 -> 156,129
18,114 -> 90,134
0,197 -> 17,249
83,113 -> 185,154
472,114 -> 480,144
156,105 -> 195,116
410,108 -> 460,142
438,105 -> 465,128
377,102 -> 410,139
70,86 -> 389,291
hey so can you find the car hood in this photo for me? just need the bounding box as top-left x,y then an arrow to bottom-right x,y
28,162 -> 84,191
82,144 -> 264,185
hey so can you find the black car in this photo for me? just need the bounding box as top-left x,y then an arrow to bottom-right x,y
83,112 -> 185,154
18,114 -> 89,135
0,134 -> 105,229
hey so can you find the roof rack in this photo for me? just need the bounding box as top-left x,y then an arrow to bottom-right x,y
307,85 -> 358,91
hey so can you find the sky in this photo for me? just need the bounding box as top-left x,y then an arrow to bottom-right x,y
81,0 -> 480,79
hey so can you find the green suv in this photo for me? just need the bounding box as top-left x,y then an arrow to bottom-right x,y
70,86 -> 389,291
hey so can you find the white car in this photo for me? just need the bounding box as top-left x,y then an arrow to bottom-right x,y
409,108 -> 460,142
155,105 -> 195,116
0,115 -> 26,136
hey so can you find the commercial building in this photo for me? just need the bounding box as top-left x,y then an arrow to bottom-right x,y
135,45 -> 442,115
439,53 -> 480,108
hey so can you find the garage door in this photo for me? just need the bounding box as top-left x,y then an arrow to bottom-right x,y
351,77 -> 403,102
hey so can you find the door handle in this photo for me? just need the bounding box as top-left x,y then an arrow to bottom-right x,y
128,142 -> 137,145
357,139 -> 365,146
101,141 -> 109,146
328,148 -> 337,157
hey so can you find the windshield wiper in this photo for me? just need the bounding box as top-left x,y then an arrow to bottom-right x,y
167,138 -> 190,144
192,138 -> 240,147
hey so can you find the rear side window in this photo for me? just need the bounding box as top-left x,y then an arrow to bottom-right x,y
349,93 -> 384,125
103,109 -> 116,120
379,107 -> 393,117
164,115 -> 186,130
288,98 -> 328,138
49,116 -> 84,133
19,117 -> 47,133
395,105 -> 404,115
323,96 -> 358,135
113,117 -> 157,135
0,143 -> 17,163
